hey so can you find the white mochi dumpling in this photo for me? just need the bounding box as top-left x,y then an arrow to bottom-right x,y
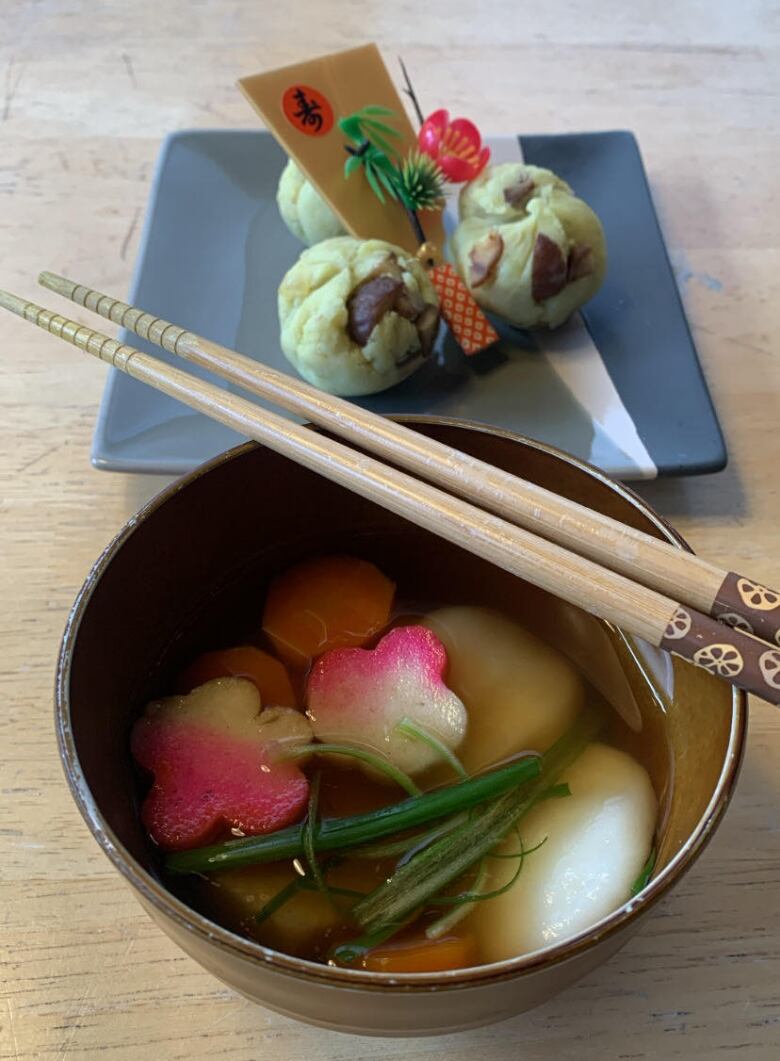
472,742 -> 657,962
423,607 -> 584,772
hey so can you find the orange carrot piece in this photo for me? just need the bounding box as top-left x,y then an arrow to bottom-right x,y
177,646 -> 297,707
360,934 -> 477,974
262,556 -> 395,669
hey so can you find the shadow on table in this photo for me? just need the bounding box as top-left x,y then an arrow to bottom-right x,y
123,472 -> 177,514
632,457 -> 748,523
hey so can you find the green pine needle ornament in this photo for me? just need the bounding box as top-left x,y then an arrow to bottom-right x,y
396,151 -> 446,212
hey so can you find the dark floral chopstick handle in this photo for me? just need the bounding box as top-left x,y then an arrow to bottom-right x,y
711,572 -> 780,646
662,605 -> 780,704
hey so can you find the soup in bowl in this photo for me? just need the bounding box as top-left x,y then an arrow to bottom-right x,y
56,419 -> 745,1035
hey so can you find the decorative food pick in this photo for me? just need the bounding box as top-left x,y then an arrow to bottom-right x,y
411,105 -> 499,354
334,93 -> 499,356
339,106 -> 446,222
426,263 -> 499,356
239,44 -> 445,254
240,44 -> 499,360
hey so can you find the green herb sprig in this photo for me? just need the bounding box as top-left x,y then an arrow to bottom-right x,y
347,706 -> 604,940
254,860 -> 366,928
303,771 -> 326,892
630,847 -> 657,897
395,715 -> 467,780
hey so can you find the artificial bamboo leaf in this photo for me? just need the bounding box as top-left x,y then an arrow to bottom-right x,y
344,154 -> 363,177
371,151 -> 400,176
365,131 -> 400,159
360,105 -> 396,116
364,164 -> 386,204
338,115 -> 364,142
375,165 -> 400,200
362,117 -> 402,138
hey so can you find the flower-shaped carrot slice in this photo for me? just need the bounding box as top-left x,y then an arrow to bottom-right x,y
131,678 -> 310,851
262,555 -> 395,669
177,646 -> 297,706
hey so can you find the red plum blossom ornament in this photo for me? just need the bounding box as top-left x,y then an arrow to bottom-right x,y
418,109 -> 490,183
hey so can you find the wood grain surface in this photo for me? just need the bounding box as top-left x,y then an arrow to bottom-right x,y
1,2 -> 778,1058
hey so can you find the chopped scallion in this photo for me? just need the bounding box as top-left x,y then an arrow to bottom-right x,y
395,716 -> 468,780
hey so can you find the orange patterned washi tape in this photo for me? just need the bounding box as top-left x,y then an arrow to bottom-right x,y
429,264 -> 499,356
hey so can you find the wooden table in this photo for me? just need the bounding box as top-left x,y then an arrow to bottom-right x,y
1,2 -> 778,1057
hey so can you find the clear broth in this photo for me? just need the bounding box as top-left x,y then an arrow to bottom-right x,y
145,562 -> 672,969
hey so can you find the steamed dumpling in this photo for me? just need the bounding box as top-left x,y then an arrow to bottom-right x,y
276,159 -> 346,245
423,607 -> 584,772
459,163 -> 571,223
451,162 -> 606,328
278,237 -> 440,396
472,742 -> 657,962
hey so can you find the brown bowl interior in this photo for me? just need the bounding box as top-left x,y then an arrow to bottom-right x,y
57,419 -> 744,988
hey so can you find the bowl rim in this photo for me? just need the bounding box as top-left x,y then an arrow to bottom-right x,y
56,416 -> 747,992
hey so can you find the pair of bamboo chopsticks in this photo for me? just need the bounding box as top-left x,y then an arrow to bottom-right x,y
2,273 -> 780,706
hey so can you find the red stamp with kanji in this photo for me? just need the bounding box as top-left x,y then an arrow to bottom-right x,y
281,85 -> 334,137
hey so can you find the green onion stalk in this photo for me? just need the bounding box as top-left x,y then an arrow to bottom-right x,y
165,755 -> 541,876
347,706 -> 604,941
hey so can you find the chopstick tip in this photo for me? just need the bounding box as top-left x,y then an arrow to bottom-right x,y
39,271 -> 82,302
0,288 -> 29,317
38,270 -> 62,290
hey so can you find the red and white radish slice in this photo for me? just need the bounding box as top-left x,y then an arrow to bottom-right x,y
131,678 -> 311,851
306,626 -> 467,777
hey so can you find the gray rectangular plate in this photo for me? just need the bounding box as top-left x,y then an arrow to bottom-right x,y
92,129 -> 726,480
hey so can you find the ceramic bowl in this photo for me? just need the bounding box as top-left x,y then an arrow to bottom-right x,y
56,419 -> 745,1036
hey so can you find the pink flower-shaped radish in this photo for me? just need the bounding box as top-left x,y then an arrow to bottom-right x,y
306,626 -> 467,777
131,678 -> 311,851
